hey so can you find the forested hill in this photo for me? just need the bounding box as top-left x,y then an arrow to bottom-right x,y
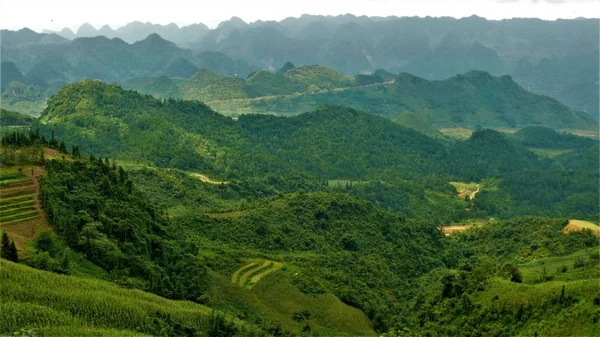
37,80 -> 560,183
212,70 -> 597,130
7,16 -> 598,115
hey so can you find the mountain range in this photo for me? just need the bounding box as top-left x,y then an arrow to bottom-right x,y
6,14 -> 600,117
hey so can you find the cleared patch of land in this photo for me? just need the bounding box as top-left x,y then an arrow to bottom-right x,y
450,181 -> 481,200
231,262 -> 256,284
439,127 -> 473,139
189,172 -> 229,185
530,148 -> 573,158
232,260 -> 284,289
559,129 -> 599,139
438,224 -> 474,236
563,219 -> 600,238
0,166 -> 49,255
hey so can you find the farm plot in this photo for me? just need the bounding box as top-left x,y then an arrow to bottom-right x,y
0,173 -> 38,225
563,219 -> 600,238
231,260 -> 284,289
0,166 -> 48,255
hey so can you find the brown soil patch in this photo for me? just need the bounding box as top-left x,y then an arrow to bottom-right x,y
563,220 -> 600,238
439,224 -> 473,236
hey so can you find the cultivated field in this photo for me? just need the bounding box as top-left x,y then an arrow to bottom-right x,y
0,166 -> 48,255
563,219 -> 600,238
232,260 -> 284,289
0,260 -> 256,336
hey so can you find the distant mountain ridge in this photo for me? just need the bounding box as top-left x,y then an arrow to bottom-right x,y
10,15 -> 600,117
196,69 -> 597,130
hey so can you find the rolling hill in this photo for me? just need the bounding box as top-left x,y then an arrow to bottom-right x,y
207,70 -> 597,130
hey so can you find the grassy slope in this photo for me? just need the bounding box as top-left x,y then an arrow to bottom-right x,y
0,260 -> 261,336
205,265 -> 377,336
474,277 -> 599,337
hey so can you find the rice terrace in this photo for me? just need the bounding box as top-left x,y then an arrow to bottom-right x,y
232,260 -> 284,289
0,165 -> 48,255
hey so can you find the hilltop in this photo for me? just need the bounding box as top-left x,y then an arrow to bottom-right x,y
3,16 -> 599,116
206,70 -> 596,130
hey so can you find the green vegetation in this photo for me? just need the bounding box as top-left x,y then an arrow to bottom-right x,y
123,64 -> 380,104
0,260 -> 263,336
0,109 -> 36,127
1,232 -> 19,262
205,71 -> 597,130
39,157 -> 211,302
2,76 -> 598,336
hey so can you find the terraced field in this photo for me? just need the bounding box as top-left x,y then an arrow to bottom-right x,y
0,172 -> 38,225
0,167 -> 47,254
231,260 -> 284,289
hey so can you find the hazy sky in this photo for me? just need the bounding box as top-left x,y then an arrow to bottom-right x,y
0,0 -> 598,32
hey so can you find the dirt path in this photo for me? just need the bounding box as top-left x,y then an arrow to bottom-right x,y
469,185 -> 480,200
205,80 -> 395,104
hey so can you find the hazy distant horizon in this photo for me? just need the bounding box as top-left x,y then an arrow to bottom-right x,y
1,0 -> 598,32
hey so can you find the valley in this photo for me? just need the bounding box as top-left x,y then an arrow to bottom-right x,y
0,9 -> 599,337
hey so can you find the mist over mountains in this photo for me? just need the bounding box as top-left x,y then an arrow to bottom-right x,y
4,14 -> 600,116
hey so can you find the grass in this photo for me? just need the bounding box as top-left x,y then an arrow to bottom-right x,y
238,260 -> 272,287
564,219 -> 600,238
474,277 -> 599,337
0,260 -> 260,336
438,127 -> 473,139
449,181 -> 479,193
559,129 -> 600,139
530,148 -> 573,158
519,248 -> 600,284
0,205 -> 36,217
251,272 -> 376,336
206,263 -> 376,336
0,194 -> 35,205
0,177 -> 30,186
0,210 -> 40,224
0,199 -> 35,211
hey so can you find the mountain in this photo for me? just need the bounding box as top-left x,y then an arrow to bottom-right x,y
40,80 -> 575,184
1,31 -> 202,84
30,16 -> 599,115
123,64 -> 378,102
206,70 -> 597,130
0,61 -> 25,90
0,109 -> 35,126
3,80 -> 599,336
75,22 -> 98,37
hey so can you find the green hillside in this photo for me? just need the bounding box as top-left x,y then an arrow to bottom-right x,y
1,127 -> 598,335
0,260 -> 262,336
207,70 -> 597,130
391,110 -> 445,139
122,64 -> 384,103
0,109 -> 35,127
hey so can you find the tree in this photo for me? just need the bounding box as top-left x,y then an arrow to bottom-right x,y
1,232 -> 19,262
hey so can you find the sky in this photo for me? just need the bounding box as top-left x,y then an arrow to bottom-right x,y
0,0 -> 598,32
